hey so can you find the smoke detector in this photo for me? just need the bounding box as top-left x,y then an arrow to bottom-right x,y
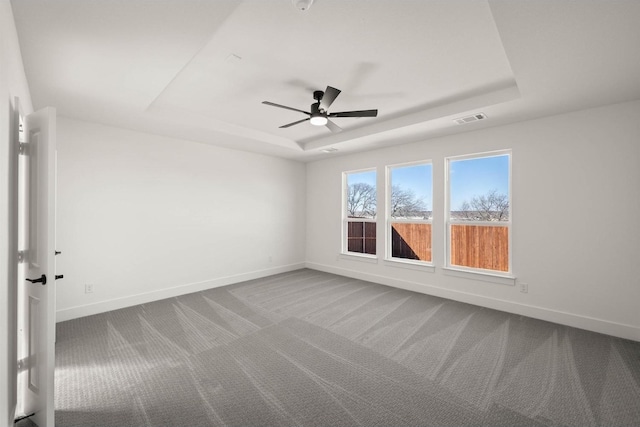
453,113 -> 487,125
292,0 -> 314,11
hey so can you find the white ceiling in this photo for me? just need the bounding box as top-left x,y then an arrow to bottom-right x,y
11,0 -> 640,161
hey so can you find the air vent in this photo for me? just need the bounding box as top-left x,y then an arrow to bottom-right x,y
453,113 -> 487,125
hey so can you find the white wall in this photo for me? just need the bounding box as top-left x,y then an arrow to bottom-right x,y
0,1 -> 33,424
56,117 -> 306,320
306,100 -> 640,341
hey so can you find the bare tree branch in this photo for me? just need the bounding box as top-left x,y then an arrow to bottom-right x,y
390,185 -> 427,218
455,189 -> 509,221
347,183 -> 376,217
347,183 -> 430,219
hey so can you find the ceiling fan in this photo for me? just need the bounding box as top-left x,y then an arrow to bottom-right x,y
262,86 -> 378,133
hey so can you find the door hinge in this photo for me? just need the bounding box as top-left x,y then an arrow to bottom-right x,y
18,141 -> 27,155
17,250 -> 27,263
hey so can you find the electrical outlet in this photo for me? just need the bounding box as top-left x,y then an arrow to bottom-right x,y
519,282 -> 528,293
85,284 -> 94,294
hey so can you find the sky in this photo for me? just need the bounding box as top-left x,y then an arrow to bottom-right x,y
449,155 -> 509,210
347,170 -> 377,187
346,154 -> 509,212
346,165 -> 432,210
390,164 -> 432,209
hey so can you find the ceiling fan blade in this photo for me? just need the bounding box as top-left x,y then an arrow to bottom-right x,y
279,117 -> 310,128
325,119 -> 342,133
262,101 -> 310,115
329,109 -> 378,118
319,86 -> 341,111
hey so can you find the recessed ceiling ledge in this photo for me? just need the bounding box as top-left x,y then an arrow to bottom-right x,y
302,79 -> 520,152
147,104 -> 302,151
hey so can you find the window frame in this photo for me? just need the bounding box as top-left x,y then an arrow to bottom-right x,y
385,160 -> 434,267
445,150 -> 513,276
342,168 -> 378,258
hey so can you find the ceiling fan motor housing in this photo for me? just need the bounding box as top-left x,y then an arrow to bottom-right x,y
311,103 -> 324,116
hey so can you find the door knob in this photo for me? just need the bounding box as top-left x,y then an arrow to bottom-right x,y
26,274 -> 47,285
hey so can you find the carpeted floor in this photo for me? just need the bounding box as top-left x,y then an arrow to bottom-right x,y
14,417 -> 37,427
54,269 -> 640,426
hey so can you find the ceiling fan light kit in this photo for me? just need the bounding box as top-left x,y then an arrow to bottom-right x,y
310,116 -> 328,126
262,85 -> 378,133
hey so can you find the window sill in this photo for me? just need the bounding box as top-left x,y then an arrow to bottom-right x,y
383,258 -> 435,273
338,253 -> 379,264
442,267 -> 515,286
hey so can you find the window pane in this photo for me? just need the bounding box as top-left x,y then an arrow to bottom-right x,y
364,222 -> 376,254
347,221 -> 376,255
448,153 -> 511,273
347,222 -> 364,253
390,164 -> 432,219
449,155 -> 509,221
388,163 -> 432,263
345,169 -> 376,255
450,224 -> 509,271
391,223 -> 431,261
346,170 -> 376,219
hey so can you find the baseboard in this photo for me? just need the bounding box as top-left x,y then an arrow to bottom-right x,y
305,262 -> 640,342
56,263 -> 306,322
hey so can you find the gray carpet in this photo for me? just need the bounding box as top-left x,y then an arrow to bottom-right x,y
14,418 -> 37,427
55,269 -> 640,426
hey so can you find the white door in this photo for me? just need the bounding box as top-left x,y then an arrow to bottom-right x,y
17,106 -> 57,426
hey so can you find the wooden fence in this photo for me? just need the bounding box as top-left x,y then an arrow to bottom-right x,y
450,224 -> 509,272
347,221 -> 376,254
348,222 -> 509,272
391,223 -> 432,261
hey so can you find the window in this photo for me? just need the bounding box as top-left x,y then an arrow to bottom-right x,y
344,169 -> 377,255
446,151 -> 511,273
387,162 -> 432,263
